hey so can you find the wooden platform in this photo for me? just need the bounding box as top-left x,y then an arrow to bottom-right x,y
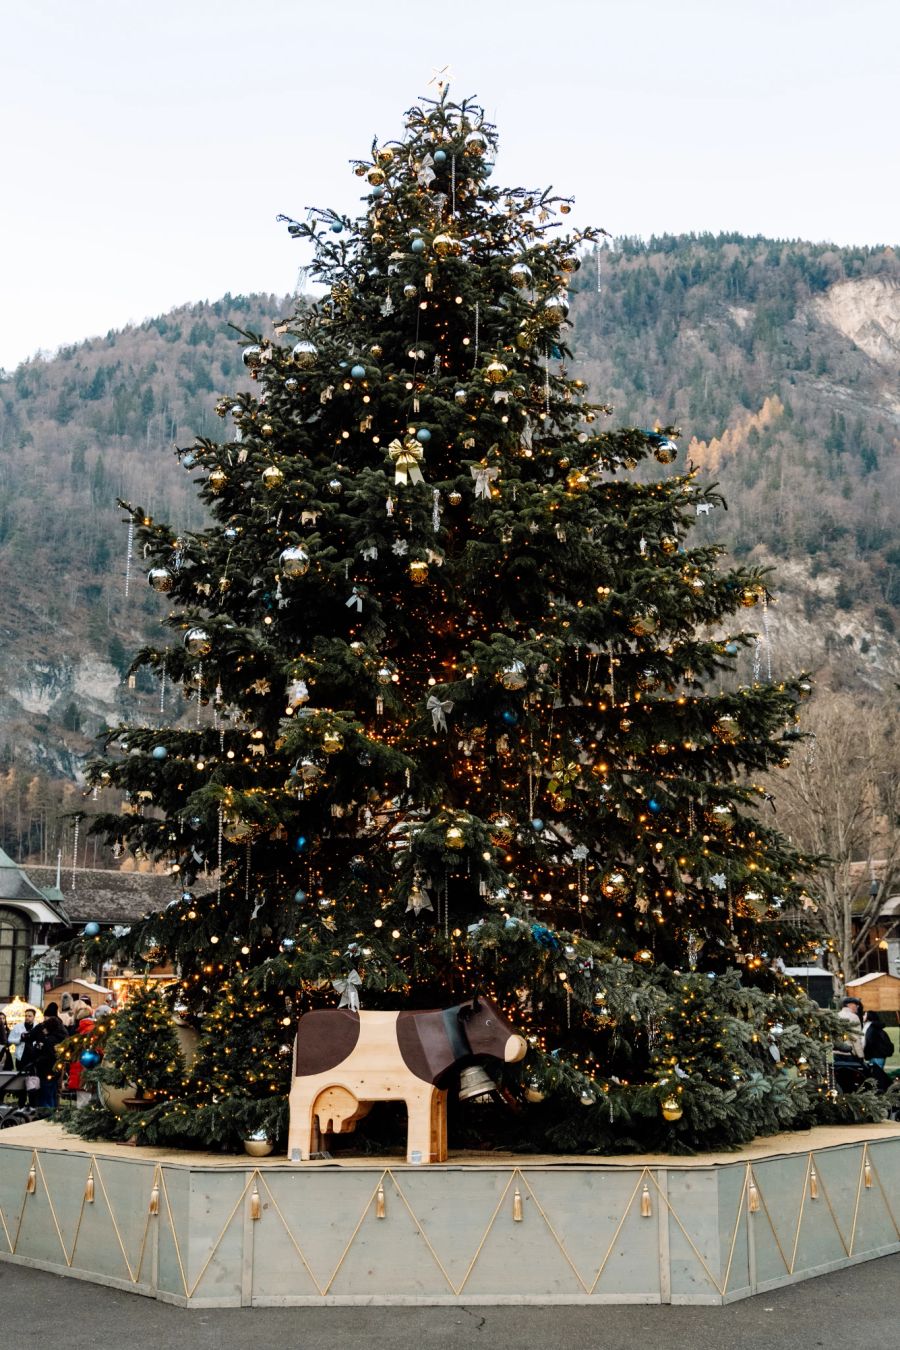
1,1120 -> 899,1306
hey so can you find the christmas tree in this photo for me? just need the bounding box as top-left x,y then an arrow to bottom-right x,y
97,983 -> 185,1101
81,87 -> 886,1153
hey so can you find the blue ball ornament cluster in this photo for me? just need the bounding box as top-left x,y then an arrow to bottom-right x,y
411,237 -> 425,254
79,1049 -> 101,1068
434,149 -> 447,164
415,427 -> 431,444
83,922 -> 100,938
350,364 -> 366,380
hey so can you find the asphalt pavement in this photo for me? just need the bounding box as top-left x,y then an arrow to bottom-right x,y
1,1254 -> 897,1349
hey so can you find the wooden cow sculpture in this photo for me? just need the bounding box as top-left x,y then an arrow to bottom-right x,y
287,996 -> 527,1163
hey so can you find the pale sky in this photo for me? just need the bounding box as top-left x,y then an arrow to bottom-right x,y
2,0 -> 897,373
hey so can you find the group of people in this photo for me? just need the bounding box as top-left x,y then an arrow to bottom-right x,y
0,996 -> 112,1111
836,996 -> 895,1091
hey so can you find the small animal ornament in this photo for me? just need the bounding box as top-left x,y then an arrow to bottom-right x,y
287,995 -> 527,1163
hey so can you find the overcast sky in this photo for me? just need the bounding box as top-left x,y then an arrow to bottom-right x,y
2,0 -> 897,373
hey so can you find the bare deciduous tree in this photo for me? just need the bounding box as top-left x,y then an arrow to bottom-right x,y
772,691 -> 900,988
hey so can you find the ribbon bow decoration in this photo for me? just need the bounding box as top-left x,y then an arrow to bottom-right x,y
333,969 -> 363,1011
548,758 -> 581,796
388,438 -> 425,486
471,464 -> 500,499
426,694 -> 454,732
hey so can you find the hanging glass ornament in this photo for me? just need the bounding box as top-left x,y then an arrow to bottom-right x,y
524,1079 -> 546,1103
292,340 -> 318,368
509,262 -> 533,289
286,679 -> 309,710
208,468 -> 227,492
242,344 -> 263,370
485,360 -> 508,384
375,147 -> 394,166
445,825 -> 465,849
261,465 -> 284,490
279,546 -> 310,577
660,536 -> 678,555
499,661 -> 527,691
600,870 -> 628,901
433,233 -> 462,258
448,490 -> 463,506
409,560 -> 429,583
322,731 -> 343,754
713,715 -> 739,744
148,568 -> 174,593
464,129 -> 487,155
544,293 -> 570,320
566,469 -> 590,493
184,627 -> 212,657
367,166 -> 385,186
351,364 -> 366,380
298,758 -> 322,782
327,478 -> 343,495
661,1095 -> 683,1122
628,607 -> 659,637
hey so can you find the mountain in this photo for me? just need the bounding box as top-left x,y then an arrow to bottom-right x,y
0,236 -> 898,858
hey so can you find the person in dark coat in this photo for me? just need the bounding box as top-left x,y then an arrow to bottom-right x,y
0,1012 -> 14,1071
863,1010 -> 894,1070
21,1013 -> 67,1109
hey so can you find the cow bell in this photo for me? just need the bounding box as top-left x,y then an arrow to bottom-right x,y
458,1065 -> 497,1103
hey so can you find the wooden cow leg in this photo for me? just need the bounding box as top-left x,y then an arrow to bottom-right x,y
286,1086 -> 322,1161
405,1085 -> 448,1163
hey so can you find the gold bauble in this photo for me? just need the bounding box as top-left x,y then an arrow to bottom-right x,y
524,1081 -> 546,1104
464,129 -> 488,155
485,360 -> 508,384
560,256 -> 580,274
261,465 -> 284,490
409,560 -> 429,584
367,167 -> 385,186
509,262 -> 533,288
369,344 -> 383,357
566,469 -> 590,493
354,164 -> 368,178
375,147 -> 394,166
371,232 -> 385,245
445,825 -> 466,850
322,731 -> 343,755
279,546 -> 310,578
740,587 -> 761,608
148,568 -> 174,593
260,423 -> 274,438
601,870 -> 627,900
714,715 -> 739,744
499,661 -> 527,691
709,804 -> 734,830
653,439 -> 678,465
292,340 -> 317,368
448,490 -> 463,506
628,607 -> 659,637
243,1137 -> 274,1157
661,1095 -> 683,1122
223,814 -> 253,843
403,284 -> 417,299
208,468 -> 227,492
660,535 -> 678,555
559,203 -> 571,214
432,233 -> 462,257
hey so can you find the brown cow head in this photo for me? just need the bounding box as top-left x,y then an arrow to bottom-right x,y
459,995 -> 527,1063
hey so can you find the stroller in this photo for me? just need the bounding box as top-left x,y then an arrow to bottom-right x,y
0,1069 -> 49,1128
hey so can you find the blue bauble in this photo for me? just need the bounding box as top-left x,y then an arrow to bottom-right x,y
79,1049 -> 101,1068
501,709 -> 518,725
415,427 -> 431,443
531,818 -> 544,832
294,835 -> 308,854
411,238 -> 425,253
83,922 -> 100,938
182,452 -> 196,469
371,185 -> 385,199
648,799 -> 662,814
350,364 -> 366,380
434,149 -> 447,164
330,222 -> 343,233
293,889 -> 307,904
151,745 -> 167,760
725,642 -> 738,656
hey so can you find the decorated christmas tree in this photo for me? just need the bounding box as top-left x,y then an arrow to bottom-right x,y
79,87 -> 885,1153
97,983 -> 185,1101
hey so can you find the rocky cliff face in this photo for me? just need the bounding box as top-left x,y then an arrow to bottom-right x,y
812,276 -> 900,369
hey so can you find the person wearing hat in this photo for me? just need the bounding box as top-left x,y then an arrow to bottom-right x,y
838,997 -> 865,1059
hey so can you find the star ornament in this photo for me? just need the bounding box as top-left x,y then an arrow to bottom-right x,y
428,65 -> 452,92
710,873 -> 727,890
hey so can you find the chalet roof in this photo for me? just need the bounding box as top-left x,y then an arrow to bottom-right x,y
846,971 -> 900,987
25,866 -> 179,925
0,848 -> 67,923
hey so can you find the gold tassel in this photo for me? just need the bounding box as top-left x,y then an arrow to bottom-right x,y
375,1183 -> 386,1219
864,1160 -> 873,1190
748,1179 -> 760,1213
250,1185 -> 261,1221
810,1166 -> 819,1200
26,1164 -> 36,1195
512,1187 -> 523,1222
85,1171 -> 95,1204
640,1183 -> 652,1218
148,1183 -> 160,1216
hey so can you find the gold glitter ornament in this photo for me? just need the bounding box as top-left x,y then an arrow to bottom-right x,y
261,465 -> 284,490
485,360 -> 508,384
208,467 -> 227,492
409,560 -> 429,584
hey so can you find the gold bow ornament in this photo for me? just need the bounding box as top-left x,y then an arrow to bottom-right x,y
389,437 -> 425,486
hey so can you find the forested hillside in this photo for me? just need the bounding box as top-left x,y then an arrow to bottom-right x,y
1,235 -> 898,859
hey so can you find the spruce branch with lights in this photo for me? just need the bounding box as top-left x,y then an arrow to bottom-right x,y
73,87 -> 887,1152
